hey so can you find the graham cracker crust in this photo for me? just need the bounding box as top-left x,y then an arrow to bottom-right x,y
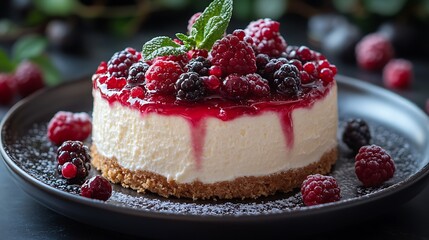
91,145 -> 338,200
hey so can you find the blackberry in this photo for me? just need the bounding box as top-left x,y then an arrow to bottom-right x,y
107,48 -> 139,78
256,54 -> 270,73
355,145 -> 395,187
175,72 -> 206,101
57,141 -> 91,183
342,118 -> 371,152
273,64 -> 302,97
222,74 -> 250,100
127,61 -> 150,86
246,73 -> 270,97
186,57 -> 211,76
261,57 -> 288,81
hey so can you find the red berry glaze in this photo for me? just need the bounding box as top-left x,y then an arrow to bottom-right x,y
211,33 -> 257,76
0,74 -> 15,105
355,145 -> 395,187
145,60 -> 184,94
47,111 -> 92,145
383,59 -> 413,89
301,174 -> 341,206
61,162 -> 77,179
356,34 -> 394,71
80,176 -> 112,201
14,61 -> 45,97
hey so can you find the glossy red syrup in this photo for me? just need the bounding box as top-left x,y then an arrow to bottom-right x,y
93,67 -> 334,167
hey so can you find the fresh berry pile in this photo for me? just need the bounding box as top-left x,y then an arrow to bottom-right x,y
92,8 -> 337,106
355,145 -> 395,187
57,140 -> 92,183
301,174 -> 341,206
47,111 -> 92,145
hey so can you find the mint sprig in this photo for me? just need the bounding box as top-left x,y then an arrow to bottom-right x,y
141,0 -> 233,61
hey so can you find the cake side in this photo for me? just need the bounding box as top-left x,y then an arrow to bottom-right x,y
91,145 -> 337,199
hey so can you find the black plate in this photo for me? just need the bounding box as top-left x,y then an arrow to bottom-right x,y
1,76 -> 429,239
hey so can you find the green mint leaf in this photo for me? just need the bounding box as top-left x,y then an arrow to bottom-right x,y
176,33 -> 195,47
0,49 -> 16,72
142,36 -> 187,61
191,0 -> 233,50
12,35 -> 48,63
31,55 -> 61,86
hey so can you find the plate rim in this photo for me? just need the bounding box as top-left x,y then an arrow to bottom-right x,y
1,75 -> 429,223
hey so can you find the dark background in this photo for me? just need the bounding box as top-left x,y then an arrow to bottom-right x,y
1,0 -> 429,239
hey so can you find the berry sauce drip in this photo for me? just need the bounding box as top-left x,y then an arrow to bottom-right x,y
93,63 -> 334,167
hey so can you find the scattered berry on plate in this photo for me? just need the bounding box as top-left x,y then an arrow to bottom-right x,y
47,111 -> 92,145
0,73 -> 15,105
301,174 -> 341,206
355,145 -> 395,187
14,61 -> 45,97
342,118 -> 371,152
383,59 -> 413,89
80,176 -> 112,201
355,33 -> 394,71
57,140 -> 91,183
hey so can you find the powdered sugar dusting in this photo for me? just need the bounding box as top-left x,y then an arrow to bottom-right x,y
2,118 -> 421,216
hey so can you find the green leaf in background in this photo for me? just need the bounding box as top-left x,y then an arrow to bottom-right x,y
364,0 -> 407,16
31,55 -> 61,86
142,36 -> 187,61
176,33 -> 195,47
191,0 -> 233,50
333,0 -> 359,13
34,0 -> 76,16
12,35 -> 48,63
254,0 -> 287,19
0,49 -> 16,73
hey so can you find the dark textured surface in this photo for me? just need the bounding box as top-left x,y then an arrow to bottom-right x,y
0,16 -> 429,239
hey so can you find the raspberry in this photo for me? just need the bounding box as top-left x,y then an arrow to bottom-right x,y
80,176 -> 112,201
57,140 -> 91,183
210,33 -> 257,76
145,60 -> 184,94
222,74 -> 250,100
260,57 -> 288,81
342,118 -> 371,152
202,75 -> 221,92
356,34 -> 394,70
209,65 -> 222,78
14,61 -> 45,97
355,145 -> 395,187
187,49 -> 208,59
187,12 -> 202,33
289,59 -> 303,71
246,73 -> 270,97
273,63 -> 302,97
186,57 -> 211,76
152,54 -> 188,68
301,174 -> 341,206
127,61 -> 150,86
107,48 -> 139,78
47,111 -> 92,145
383,59 -> 413,89
245,18 -> 287,57
0,74 -> 15,105
175,72 -> 206,101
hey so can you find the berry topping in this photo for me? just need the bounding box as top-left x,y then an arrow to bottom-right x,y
47,111 -> 92,145
0,74 -> 15,105
260,57 -> 288,81
187,12 -> 202,33
152,54 -> 188,68
61,162 -> 77,179
186,56 -> 211,76
145,60 -> 184,94
355,145 -> 395,187
187,49 -> 209,59
80,176 -> 112,201
301,174 -> 341,206
107,48 -> 140,78
256,54 -> 270,72
342,118 -> 371,152
246,73 -> 270,97
222,74 -> 250,100
175,72 -> 206,101
383,59 -> 413,89
211,32 -> 257,76
14,61 -> 45,97
208,65 -> 222,78
245,18 -> 287,57
273,63 -> 302,97
202,75 -> 221,92
57,141 -> 91,183
355,34 -> 394,70
127,61 -> 150,86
